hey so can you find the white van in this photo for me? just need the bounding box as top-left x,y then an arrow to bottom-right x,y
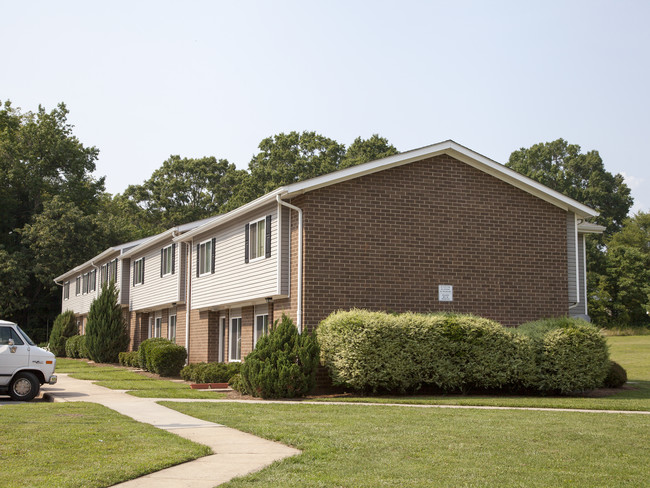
0,320 -> 57,401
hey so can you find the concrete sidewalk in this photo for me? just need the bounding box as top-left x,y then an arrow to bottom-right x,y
43,375 -> 300,488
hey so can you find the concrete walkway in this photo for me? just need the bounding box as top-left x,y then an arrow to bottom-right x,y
43,375 -> 300,488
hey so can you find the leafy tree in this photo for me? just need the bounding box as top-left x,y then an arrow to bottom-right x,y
507,139 -> 633,236
85,281 -> 130,363
121,155 -> 247,229
0,101 -> 108,340
341,134 -> 398,168
239,314 -> 320,399
48,310 -> 78,357
608,211 -> 650,255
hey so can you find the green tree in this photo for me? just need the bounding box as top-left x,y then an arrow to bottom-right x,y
507,139 -> 633,236
0,101 -> 108,340
48,310 -> 78,357
341,134 -> 398,169
121,155 -> 247,229
85,281 -> 130,363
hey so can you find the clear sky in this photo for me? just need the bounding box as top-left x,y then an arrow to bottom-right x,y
2,1 -> 648,213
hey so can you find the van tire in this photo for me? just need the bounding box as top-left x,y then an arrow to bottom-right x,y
9,372 -> 40,401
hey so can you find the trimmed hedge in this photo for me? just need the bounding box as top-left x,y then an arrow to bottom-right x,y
138,338 -> 173,371
318,310 -> 534,393
603,360 -> 628,388
180,362 -> 241,383
238,314 -> 320,399
65,335 -> 88,359
515,317 -> 610,393
118,351 -> 140,367
148,343 -> 187,377
319,311 -> 611,394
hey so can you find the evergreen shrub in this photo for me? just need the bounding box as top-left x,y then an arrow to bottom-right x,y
85,282 -> 130,363
237,314 -> 320,398
603,360 -> 628,388
118,351 -> 139,367
318,310 -> 535,393
65,335 -> 88,359
180,362 -> 241,383
49,310 -> 78,357
148,343 -> 187,376
516,317 -> 610,393
138,337 -> 174,371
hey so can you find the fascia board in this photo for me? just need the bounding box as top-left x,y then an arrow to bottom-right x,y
577,222 -> 606,234
174,190 -> 283,243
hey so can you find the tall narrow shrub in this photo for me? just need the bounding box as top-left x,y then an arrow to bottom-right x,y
85,281 -> 130,363
239,314 -> 320,398
49,310 -> 78,357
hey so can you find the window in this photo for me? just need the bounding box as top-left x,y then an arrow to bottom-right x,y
0,326 -> 24,346
218,317 -> 225,362
109,259 -> 118,283
249,218 -> 265,260
198,239 -> 213,276
75,277 -> 81,295
63,282 -> 70,300
134,257 -> 145,285
89,269 -> 96,292
229,317 -> 241,361
154,317 -> 162,338
100,263 -> 108,286
161,244 -> 175,276
168,314 -> 176,343
148,316 -> 153,339
254,314 -> 269,347
82,273 -> 89,294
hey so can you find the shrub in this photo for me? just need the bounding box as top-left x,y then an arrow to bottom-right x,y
65,335 -> 88,359
49,311 -> 78,357
318,310 -> 535,393
138,337 -> 173,371
85,281 -> 130,363
180,363 -> 206,382
228,373 -> 249,395
148,343 -> 188,377
238,314 -> 320,398
118,351 -> 139,367
516,317 -> 610,393
603,360 -> 628,388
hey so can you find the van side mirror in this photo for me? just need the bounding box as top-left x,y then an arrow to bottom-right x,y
7,338 -> 14,346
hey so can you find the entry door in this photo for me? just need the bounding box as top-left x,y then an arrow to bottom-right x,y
0,326 -> 29,385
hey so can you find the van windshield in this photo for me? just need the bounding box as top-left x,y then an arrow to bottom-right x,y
17,326 -> 36,346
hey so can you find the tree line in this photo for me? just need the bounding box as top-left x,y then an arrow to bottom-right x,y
0,100 -> 647,341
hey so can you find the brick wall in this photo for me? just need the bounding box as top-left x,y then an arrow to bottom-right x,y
293,154 -> 568,329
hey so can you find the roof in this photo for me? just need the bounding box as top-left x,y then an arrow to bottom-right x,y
176,139 -> 600,242
53,236 -> 151,282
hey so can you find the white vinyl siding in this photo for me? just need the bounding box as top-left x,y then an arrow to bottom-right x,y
129,239 -> 182,312
570,233 -> 588,317
192,204 -> 280,310
62,256 -> 122,316
279,206 -> 291,295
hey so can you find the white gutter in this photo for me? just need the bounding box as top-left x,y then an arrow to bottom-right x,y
185,240 -> 192,363
276,194 -> 303,332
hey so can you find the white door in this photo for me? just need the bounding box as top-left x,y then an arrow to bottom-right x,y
0,326 -> 30,386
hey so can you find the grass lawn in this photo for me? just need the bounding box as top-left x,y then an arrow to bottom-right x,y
163,401 -> 650,488
308,335 -> 650,411
0,402 -> 210,488
56,358 -> 226,399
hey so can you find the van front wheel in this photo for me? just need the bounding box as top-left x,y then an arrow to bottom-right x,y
9,372 -> 40,401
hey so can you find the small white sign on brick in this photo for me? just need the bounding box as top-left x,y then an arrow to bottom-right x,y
438,284 -> 453,302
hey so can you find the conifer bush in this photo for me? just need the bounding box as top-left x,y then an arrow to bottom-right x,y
85,281 -> 130,363
118,351 -> 139,367
65,335 -> 88,358
238,314 -> 320,398
49,310 -> 78,357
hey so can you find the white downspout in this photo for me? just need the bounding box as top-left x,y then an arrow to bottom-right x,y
185,240 -> 192,363
276,194 -> 303,333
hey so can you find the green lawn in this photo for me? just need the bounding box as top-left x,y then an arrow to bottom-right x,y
309,335 -> 650,411
163,401 -> 650,488
0,402 -> 210,488
56,358 -> 226,399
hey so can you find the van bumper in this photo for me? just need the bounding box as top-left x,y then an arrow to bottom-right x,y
48,375 -> 57,385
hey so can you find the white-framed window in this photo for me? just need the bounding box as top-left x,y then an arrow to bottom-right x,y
134,257 -> 145,285
254,314 -> 269,347
248,218 -> 266,261
100,263 -> 109,286
63,282 -> 70,300
89,269 -> 96,292
109,259 -> 118,282
168,314 -> 176,343
218,317 -> 225,363
75,276 -> 81,295
161,245 -> 174,276
229,316 -> 241,361
198,239 -> 213,276
82,273 -> 89,294
154,316 -> 162,338
148,316 -> 153,339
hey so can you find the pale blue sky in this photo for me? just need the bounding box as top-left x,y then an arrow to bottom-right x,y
2,1 -> 648,213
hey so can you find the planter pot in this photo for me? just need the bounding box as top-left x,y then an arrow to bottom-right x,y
190,383 -> 230,389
